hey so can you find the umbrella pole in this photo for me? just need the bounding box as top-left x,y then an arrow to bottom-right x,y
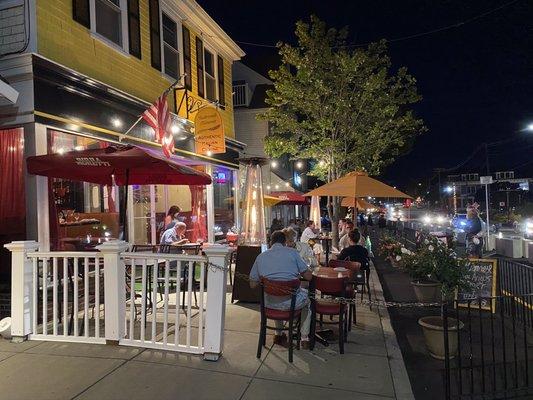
120,170 -> 130,242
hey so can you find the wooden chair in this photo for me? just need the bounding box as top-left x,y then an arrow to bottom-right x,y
309,275 -> 348,354
328,259 -> 361,328
257,278 -> 303,363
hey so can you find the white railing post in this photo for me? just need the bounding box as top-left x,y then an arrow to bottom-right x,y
96,240 -> 129,343
4,241 -> 40,342
203,245 -> 230,361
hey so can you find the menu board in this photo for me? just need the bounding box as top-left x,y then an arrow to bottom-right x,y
457,258 -> 498,311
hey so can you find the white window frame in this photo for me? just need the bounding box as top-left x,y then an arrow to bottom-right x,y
159,8 -> 184,82
89,0 -> 130,54
202,42 -> 219,102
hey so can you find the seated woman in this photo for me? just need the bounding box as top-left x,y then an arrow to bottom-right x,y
283,227 -> 318,268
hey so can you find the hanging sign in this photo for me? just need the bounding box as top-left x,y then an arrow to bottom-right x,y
194,107 -> 225,155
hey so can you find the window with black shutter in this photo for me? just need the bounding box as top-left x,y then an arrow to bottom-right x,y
149,0 -> 161,70
182,26 -> 192,90
127,0 -> 141,59
217,55 -> 225,108
196,37 -> 204,98
73,0 -> 90,28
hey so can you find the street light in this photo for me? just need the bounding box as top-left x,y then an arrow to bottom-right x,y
526,123 -> 533,132
444,186 -> 453,193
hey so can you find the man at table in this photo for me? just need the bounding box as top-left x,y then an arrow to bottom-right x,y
160,221 -> 189,245
250,231 -> 313,349
338,229 -> 369,271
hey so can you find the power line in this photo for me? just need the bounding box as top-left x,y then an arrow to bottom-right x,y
234,0 -> 520,49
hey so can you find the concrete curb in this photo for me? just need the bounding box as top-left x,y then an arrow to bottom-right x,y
369,263 -> 415,400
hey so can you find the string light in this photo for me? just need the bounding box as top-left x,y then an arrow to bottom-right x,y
318,160 -> 326,167
295,161 -> 303,169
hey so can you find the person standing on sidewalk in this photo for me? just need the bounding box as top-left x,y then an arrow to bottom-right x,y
465,203 -> 484,258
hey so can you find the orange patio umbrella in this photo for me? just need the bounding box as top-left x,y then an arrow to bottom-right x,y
305,171 -> 411,199
341,197 -> 375,210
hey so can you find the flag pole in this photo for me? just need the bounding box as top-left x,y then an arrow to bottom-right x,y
119,74 -> 186,142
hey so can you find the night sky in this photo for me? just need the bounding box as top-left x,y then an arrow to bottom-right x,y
198,0 -> 533,189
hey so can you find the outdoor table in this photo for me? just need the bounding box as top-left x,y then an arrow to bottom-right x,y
311,266 -> 353,347
317,236 -> 333,265
312,266 -> 352,279
170,242 -> 202,255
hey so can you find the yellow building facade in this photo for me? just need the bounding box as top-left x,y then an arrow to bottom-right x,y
36,0 -> 243,140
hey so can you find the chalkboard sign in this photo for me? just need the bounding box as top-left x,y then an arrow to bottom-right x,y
457,258 -> 498,311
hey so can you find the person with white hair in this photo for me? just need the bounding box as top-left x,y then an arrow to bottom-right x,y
283,227 -> 318,268
160,221 -> 189,245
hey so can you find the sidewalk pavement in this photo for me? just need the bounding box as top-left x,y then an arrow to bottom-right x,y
0,265 -> 414,400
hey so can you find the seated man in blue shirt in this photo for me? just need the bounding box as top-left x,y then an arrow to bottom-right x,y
249,231 -> 312,348
160,221 -> 188,245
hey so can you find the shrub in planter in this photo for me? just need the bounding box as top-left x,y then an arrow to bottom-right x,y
379,236 -> 403,267
410,236 -> 472,359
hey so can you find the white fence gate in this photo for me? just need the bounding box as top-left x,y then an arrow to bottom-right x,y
5,241 -> 229,360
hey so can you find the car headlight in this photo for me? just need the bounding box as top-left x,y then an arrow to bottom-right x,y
436,216 -> 445,224
423,215 -> 432,224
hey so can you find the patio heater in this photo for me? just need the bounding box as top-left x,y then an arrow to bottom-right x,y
231,157 -> 268,303
310,195 -> 321,231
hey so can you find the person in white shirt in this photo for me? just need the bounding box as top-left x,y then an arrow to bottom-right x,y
300,220 -> 322,262
300,220 -> 317,244
339,220 -> 355,250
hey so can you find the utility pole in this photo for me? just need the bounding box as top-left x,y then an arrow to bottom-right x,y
485,143 -> 490,175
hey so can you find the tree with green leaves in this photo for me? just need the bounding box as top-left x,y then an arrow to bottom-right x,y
260,16 -> 426,242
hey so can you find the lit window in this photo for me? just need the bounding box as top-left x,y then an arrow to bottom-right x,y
162,13 -> 180,79
95,0 -> 123,46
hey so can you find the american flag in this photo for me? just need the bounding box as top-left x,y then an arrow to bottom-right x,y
141,93 -> 174,158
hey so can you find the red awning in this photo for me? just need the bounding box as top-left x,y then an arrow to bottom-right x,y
27,145 -> 212,186
270,191 -> 310,205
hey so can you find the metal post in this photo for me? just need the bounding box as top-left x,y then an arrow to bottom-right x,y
485,183 -> 490,251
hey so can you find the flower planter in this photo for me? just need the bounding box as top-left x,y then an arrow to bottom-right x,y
411,280 -> 442,303
418,316 -> 464,360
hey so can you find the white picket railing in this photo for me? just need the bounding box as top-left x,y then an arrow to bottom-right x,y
119,252 -> 207,354
27,252 -> 105,344
5,241 -> 230,360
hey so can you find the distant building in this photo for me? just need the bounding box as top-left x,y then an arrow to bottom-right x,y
445,170 -> 532,212
232,62 -> 311,224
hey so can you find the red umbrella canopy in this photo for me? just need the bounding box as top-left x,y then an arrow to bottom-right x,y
27,145 -> 212,186
270,191 -> 310,205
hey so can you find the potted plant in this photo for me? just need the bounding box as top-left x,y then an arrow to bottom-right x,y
399,242 -> 442,302
414,237 -> 471,359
